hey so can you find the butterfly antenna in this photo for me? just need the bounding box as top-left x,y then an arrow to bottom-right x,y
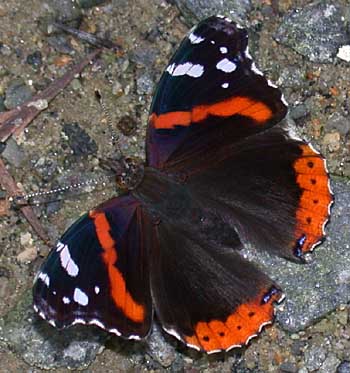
94,89 -> 124,158
11,174 -> 115,206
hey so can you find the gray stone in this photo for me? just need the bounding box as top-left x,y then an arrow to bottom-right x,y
1,138 -> 27,167
62,122 -> 98,157
0,43 -> 11,56
279,361 -> 298,372
26,51 -> 43,69
304,345 -> 327,371
136,72 -> 155,95
0,95 -> 5,112
275,2 -> 349,63
130,45 -> 158,68
325,113 -> 350,136
4,79 -> 33,109
320,354 -> 341,373
47,35 -> 74,54
337,360 -> 350,373
45,0 -> 82,24
289,104 -> 310,121
277,66 -> 306,89
0,290 -> 108,370
146,323 -> 176,368
77,0 -> 107,9
172,0 -> 251,25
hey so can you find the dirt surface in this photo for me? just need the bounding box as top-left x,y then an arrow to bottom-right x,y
0,0 -> 349,372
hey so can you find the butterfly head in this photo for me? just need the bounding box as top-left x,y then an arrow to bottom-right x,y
99,156 -> 144,191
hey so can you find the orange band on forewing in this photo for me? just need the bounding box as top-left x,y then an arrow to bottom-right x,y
149,111 -> 192,129
184,289 -> 280,352
293,144 -> 332,253
150,96 -> 273,129
89,210 -> 145,323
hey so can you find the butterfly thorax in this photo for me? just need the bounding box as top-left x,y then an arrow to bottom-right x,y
100,157 -> 144,190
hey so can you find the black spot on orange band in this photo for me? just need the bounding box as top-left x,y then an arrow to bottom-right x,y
292,144 -> 332,255
184,287 -> 282,352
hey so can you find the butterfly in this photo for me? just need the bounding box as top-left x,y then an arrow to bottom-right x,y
33,15 -> 333,353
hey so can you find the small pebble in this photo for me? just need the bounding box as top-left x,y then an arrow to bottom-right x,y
26,51 -> 43,68
17,247 -> 38,264
279,361 -> 298,373
76,0 -> 107,9
337,360 -> 350,373
325,113 -> 350,136
20,232 -> 33,247
337,45 -> 350,62
136,72 -> 155,95
304,345 -> 327,371
4,78 -> 33,109
323,132 -> 341,152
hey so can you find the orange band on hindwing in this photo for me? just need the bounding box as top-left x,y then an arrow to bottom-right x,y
292,144 -> 332,254
89,210 -> 145,323
184,287 -> 282,352
150,96 -> 273,129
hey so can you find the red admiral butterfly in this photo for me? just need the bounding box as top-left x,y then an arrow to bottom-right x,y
33,16 -> 333,353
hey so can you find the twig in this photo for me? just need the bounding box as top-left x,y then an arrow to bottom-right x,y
52,22 -> 122,51
0,48 -> 102,142
0,158 -> 50,244
0,48 -> 103,243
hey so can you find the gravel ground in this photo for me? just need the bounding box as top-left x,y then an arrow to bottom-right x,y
0,0 -> 349,372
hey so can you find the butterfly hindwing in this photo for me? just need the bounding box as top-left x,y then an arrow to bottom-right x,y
186,128 -> 333,260
33,195 -> 153,339
149,219 -> 282,353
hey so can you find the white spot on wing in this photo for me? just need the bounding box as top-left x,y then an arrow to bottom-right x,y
163,326 -> 182,341
60,244 -> 79,277
48,319 -> 56,327
94,286 -> 100,294
244,47 -> 263,76
251,62 -> 264,76
38,272 -> 50,287
221,82 -> 229,88
72,318 -> 86,325
166,63 -> 175,75
63,296 -> 71,304
245,46 -> 253,59
56,241 -> 65,252
208,348 -> 222,354
267,79 -> 278,88
281,94 -> 289,107
89,319 -> 105,329
167,62 -> 204,78
109,328 -> 122,336
73,288 -> 89,306
128,334 -> 142,341
216,58 -> 237,73
220,46 -> 228,54
188,32 -> 205,44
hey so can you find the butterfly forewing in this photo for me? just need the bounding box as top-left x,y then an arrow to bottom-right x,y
147,16 -> 287,169
33,195 -> 153,339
